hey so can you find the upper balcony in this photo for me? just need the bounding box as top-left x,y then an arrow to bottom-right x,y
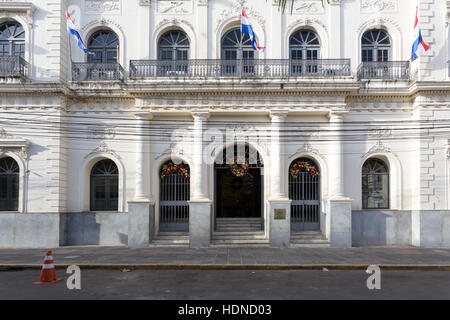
0,56 -> 29,79
129,59 -> 351,79
357,61 -> 410,81
71,62 -> 124,82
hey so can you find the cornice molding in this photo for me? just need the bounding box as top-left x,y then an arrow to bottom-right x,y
0,2 -> 36,27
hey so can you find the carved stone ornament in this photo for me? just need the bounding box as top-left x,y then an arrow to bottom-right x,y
0,1 -> 36,27
86,126 -> 116,140
0,128 -> 30,159
155,17 -> 195,34
361,0 -> 397,13
216,0 -> 265,32
85,0 -> 121,14
289,142 -> 324,159
85,141 -> 121,159
139,0 -> 152,6
155,143 -> 185,160
157,0 -> 193,15
293,1 -> 325,15
362,141 -> 392,159
81,18 -> 124,33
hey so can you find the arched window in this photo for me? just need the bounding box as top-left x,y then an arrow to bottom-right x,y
288,158 -> 320,231
221,27 -> 255,60
362,158 -> 389,209
0,157 -> 19,211
289,30 -> 320,61
159,160 -> 190,231
0,21 -> 25,58
361,29 -> 391,62
90,159 -> 119,211
158,30 -> 189,60
289,29 -> 320,75
87,30 -> 119,63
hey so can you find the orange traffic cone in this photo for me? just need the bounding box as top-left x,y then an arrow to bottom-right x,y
33,250 -> 62,285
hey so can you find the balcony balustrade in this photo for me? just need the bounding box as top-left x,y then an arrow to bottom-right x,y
71,62 -> 124,81
129,59 -> 351,79
0,56 -> 29,78
357,61 -> 410,80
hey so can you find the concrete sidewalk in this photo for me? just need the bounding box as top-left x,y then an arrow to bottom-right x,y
1,246 -> 450,270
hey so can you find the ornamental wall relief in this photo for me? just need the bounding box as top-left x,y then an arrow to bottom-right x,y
216,0 -> 265,32
293,0 -> 324,15
361,0 -> 397,13
85,0 -> 121,14
157,0 -> 193,14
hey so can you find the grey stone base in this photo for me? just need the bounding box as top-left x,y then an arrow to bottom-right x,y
329,197 -> 352,247
128,201 -> 154,247
268,198 -> 291,248
188,200 -> 212,248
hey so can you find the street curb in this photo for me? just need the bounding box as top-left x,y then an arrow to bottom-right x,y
1,264 -> 450,271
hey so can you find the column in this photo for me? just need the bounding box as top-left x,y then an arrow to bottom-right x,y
196,0 -> 209,59
134,112 -> 152,201
128,111 -> 154,247
268,111 -> 291,248
329,111 -> 345,198
270,0 -> 282,59
328,0 -> 342,58
327,110 -> 352,247
188,111 -> 212,248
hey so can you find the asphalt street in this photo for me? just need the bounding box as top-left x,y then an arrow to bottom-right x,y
1,269 -> 449,300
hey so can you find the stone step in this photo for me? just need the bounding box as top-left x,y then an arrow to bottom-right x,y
213,231 -> 266,236
212,235 -> 267,240
211,239 -> 270,245
156,236 -> 190,241
216,218 -> 262,221
291,235 -> 324,240
150,239 -> 189,246
216,224 -> 263,227
216,228 -> 263,232
290,242 -> 331,248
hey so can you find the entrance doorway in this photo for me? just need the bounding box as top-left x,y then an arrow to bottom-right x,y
214,144 -> 264,219
216,168 -> 262,218
288,157 -> 320,231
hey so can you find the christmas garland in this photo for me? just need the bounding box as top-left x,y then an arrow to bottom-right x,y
290,160 -> 319,178
228,157 -> 249,177
161,161 -> 189,180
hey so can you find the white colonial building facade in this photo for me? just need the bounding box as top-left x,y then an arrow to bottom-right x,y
1,0 -> 450,248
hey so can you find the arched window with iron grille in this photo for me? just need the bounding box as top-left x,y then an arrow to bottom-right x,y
0,21 -> 25,58
157,30 -> 190,75
159,160 -> 190,232
289,29 -> 320,75
288,158 -> 320,231
361,29 -> 391,62
362,158 -> 389,209
90,159 -> 119,211
158,30 -> 190,60
87,29 -> 119,64
0,157 -> 19,211
221,27 -> 257,76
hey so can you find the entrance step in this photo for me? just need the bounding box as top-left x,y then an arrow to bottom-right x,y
210,239 -> 270,247
290,231 -> 330,247
151,232 -> 189,246
212,231 -> 266,240
215,218 -> 264,232
211,230 -> 268,247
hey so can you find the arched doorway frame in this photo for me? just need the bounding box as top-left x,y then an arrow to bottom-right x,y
287,152 -> 328,235
211,142 -> 269,234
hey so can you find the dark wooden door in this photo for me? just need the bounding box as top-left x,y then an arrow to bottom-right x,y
216,168 -> 261,218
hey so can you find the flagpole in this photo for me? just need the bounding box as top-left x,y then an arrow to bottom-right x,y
66,12 -> 73,82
